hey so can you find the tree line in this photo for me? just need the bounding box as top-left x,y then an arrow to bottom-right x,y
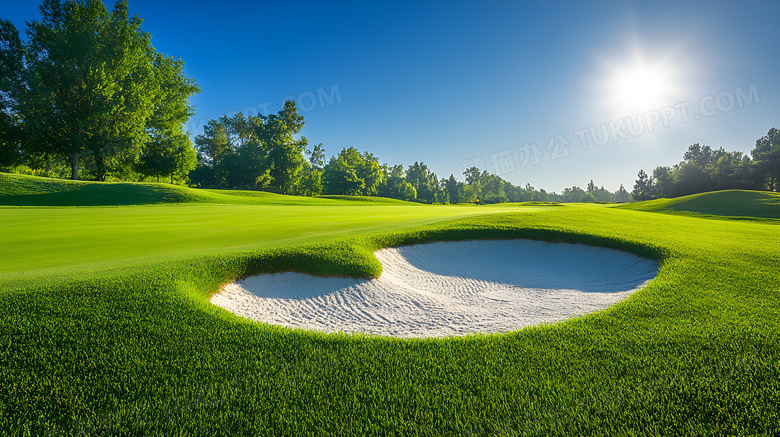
632,127 -> 779,200
188,102 -> 634,204
3,1 -> 776,204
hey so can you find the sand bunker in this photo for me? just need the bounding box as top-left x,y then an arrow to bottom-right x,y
211,240 -> 658,338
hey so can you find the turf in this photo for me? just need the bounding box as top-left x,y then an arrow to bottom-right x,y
0,173 -> 412,207
617,189 -> 780,220
1,175 -> 778,436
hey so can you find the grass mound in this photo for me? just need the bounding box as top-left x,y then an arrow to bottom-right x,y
0,172 -> 199,206
0,173 -> 410,207
617,189 -> 780,220
315,194 -> 416,204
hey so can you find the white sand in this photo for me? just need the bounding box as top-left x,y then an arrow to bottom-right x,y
210,240 -> 658,338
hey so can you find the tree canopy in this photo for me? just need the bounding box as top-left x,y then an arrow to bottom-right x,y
0,0 -> 199,181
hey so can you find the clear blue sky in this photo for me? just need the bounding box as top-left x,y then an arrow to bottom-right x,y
3,0 -> 779,192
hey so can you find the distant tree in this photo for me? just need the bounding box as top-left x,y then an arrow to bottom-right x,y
458,183 -> 479,203
683,143 -> 714,167
322,154 -> 364,195
650,166 -> 675,198
480,173 -> 507,204
308,143 -> 325,169
751,127 -> 780,191
261,102 -> 308,194
406,162 -> 441,203
674,162 -> 711,196
463,166 -> 484,185
298,162 -> 323,196
615,184 -> 632,202
356,151 -> 385,196
444,174 -> 459,203
561,186 -> 588,202
632,169 -> 653,201
378,164 -> 416,201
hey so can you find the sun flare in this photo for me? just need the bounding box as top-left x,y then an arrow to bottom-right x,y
598,49 -> 683,117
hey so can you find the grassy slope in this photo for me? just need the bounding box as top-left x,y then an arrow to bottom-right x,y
1,180 -> 778,435
617,189 -> 780,220
0,173 -> 412,207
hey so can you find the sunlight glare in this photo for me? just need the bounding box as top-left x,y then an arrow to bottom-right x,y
597,48 -> 684,117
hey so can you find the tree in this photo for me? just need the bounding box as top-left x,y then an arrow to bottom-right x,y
298,163 -> 323,197
751,127 -> 780,191
0,20 -> 24,169
323,155 -> 364,195
258,101 -> 307,194
308,143 -> 325,169
632,169 -> 653,201
615,184 -> 632,202
378,164 -> 416,201
683,143 -> 713,167
321,147 -> 385,196
444,174 -> 459,203
651,166 -> 675,198
137,128 -> 196,183
1,0 -> 199,180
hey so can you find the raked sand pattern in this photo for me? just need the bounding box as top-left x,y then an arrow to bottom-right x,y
211,240 -> 659,338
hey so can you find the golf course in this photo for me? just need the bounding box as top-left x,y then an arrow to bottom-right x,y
1,172 -> 778,435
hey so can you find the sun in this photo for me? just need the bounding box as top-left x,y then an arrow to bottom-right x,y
597,49 -> 683,117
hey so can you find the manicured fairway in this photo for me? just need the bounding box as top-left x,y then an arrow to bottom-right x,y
0,203 -> 553,277
1,176 -> 778,436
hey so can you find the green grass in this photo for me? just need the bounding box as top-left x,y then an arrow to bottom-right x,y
617,189 -> 780,220
0,173 -> 412,207
1,175 -> 779,435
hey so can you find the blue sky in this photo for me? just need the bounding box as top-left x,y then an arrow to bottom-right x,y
3,0 -> 779,192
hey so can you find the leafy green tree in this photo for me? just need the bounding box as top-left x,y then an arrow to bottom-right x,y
673,162 -> 711,196
751,127 -> 780,191
0,20 -> 24,169
320,147 -> 386,196
561,186 -> 588,202
480,173 -> 507,204
378,164 -> 416,201
683,143 -> 713,167
323,154 -> 364,195
194,119 -> 233,186
458,183 -> 479,203
444,174 -> 459,203
137,128 -> 196,183
298,163 -> 323,197
1,0 -> 199,180
650,166 -> 675,198
257,101 -> 307,194
615,184 -> 632,202
407,162 -> 441,203
308,143 -> 325,169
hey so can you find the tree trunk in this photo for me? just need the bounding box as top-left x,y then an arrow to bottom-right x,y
170,173 -> 174,184
156,173 -> 160,183
70,154 -> 79,180
45,155 -> 51,177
